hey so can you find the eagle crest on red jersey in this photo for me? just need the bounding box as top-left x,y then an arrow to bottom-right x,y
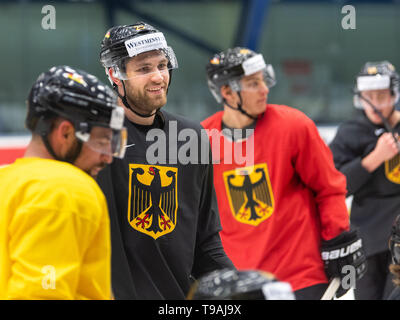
223,163 -> 274,226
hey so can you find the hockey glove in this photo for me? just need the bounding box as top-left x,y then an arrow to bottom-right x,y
321,228 -> 367,298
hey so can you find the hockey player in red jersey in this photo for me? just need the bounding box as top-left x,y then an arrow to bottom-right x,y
201,47 -> 367,299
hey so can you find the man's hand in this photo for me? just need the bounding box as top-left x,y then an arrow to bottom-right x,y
321,229 -> 367,298
375,132 -> 399,161
362,132 -> 399,172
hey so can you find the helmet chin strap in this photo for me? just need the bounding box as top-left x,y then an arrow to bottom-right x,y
113,81 -> 159,119
223,91 -> 258,120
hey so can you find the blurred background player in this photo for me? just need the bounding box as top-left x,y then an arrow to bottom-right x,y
187,268 -> 295,300
330,61 -> 400,300
97,22 -> 234,299
201,47 -> 366,300
0,65 -> 127,299
387,214 -> 400,300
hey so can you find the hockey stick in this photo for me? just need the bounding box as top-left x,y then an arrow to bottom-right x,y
320,277 -> 341,300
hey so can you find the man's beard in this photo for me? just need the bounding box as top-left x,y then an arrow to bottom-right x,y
124,82 -> 167,115
64,139 -> 82,164
86,163 -> 107,178
71,142 -> 108,178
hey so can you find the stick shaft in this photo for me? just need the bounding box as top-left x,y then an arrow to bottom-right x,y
321,277 -> 341,300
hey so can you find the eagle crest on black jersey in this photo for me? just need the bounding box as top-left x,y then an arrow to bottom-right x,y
223,163 -> 274,226
385,154 -> 400,184
128,164 -> 178,239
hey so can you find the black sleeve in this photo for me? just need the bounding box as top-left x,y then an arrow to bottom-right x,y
329,123 -> 373,195
191,155 -> 235,279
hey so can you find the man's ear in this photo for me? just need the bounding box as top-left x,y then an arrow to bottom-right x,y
220,85 -> 234,101
47,119 -> 76,156
56,120 -> 75,143
108,67 -> 121,87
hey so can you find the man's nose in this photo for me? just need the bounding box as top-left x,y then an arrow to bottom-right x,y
150,69 -> 165,82
260,81 -> 269,95
101,152 -> 113,164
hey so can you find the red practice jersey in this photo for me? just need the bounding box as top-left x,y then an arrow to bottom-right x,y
201,104 -> 350,291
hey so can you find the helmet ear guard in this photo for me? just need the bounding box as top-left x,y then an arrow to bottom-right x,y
207,79 -> 223,104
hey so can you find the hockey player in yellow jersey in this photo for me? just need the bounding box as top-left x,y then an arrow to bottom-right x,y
0,66 -> 127,299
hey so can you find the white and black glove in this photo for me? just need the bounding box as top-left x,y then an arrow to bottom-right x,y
321,228 -> 367,298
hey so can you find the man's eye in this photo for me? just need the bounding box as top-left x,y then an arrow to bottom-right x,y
158,63 -> 168,70
247,81 -> 259,88
91,136 -> 112,146
137,66 -> 151,73
94,140 -> 110,148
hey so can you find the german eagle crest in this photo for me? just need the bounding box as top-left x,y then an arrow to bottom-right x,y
385,154 -> 400,184
223,163 -> 274,226
128,164 -> 178,239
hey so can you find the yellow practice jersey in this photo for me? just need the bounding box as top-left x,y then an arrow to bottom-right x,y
0,158 -> 111,300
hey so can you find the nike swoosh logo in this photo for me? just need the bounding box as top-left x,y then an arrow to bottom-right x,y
375,128 -> 385,136
124,143 -> 135,149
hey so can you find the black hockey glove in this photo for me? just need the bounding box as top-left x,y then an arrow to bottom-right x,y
321,228 -> 367,298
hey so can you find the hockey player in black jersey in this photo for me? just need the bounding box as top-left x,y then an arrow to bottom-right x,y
96,22 -> 234,299
330,61 -> 400,299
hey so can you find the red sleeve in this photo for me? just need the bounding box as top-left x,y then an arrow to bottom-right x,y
291,112 -> 350,240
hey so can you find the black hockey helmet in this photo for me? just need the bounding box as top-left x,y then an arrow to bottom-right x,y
99,21 -> 178,81
353,61 -> 400,108
186,268 -> 295,300
206,47 -> 276,104
26,65 -> 127,159
389,215 -> 400,265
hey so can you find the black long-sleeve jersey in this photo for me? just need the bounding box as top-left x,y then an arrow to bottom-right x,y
329,111 -> 400,256
97,110 -> 234,300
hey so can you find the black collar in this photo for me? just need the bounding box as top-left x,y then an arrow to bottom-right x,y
221,119 -> 256,141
